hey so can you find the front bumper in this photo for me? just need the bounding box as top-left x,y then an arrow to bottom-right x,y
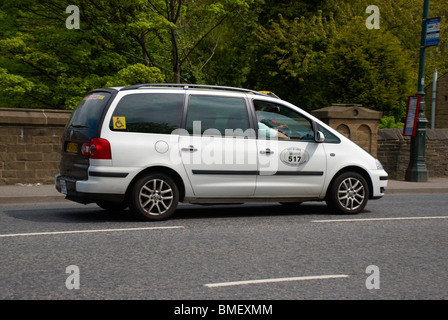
370,170 -> 388,199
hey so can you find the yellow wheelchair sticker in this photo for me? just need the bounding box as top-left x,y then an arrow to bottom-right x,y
113,117 -> 126,130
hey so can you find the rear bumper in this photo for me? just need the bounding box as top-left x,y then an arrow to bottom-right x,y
55,174 -> 125,204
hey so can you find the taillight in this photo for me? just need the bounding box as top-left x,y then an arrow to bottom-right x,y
81,138 -> 112,159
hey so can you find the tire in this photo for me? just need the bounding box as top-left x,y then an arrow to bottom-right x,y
129,173 -> 179,221
326,172 -> 369,214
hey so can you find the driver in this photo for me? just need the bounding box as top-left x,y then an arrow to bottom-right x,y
255,106 -> 289,140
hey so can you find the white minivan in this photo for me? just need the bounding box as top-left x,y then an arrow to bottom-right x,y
55,84 -> 388,220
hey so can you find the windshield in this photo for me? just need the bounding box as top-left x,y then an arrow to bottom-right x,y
67,92 -> 111,129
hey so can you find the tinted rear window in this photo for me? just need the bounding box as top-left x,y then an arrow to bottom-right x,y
110,93 -> 184,134
67,93 -> 111,129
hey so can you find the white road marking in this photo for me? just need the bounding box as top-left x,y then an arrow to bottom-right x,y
312,216 -> 448,223
0,226 -> 184,238
204,274 -> 349,288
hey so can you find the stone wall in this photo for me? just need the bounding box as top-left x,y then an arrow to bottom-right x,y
0,108 -> 72,185
377,128 -> 448,180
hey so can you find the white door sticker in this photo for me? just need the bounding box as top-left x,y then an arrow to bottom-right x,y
280,147 -> 309,167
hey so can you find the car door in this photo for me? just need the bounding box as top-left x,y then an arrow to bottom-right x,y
253,99 -> 327,197
179,93 -> 258,197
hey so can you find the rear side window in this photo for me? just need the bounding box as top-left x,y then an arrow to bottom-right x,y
110,93 -> 184,134
67,93 -> 112,129
186,95 -> 250,137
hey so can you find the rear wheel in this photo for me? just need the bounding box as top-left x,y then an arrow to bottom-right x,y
129,173 -> 179,221
326,172 -> 369,214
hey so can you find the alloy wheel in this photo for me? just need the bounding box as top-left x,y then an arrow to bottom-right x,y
139,178 -> 174,216
337,177 -> 366,211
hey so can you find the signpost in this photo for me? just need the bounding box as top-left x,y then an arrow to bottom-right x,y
403,96 -> 421,137
405,0 -> 442,182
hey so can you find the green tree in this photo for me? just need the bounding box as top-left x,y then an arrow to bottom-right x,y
244,0 -> 428,118
245,11 -> 337,107
317,18 -> 414,118
0,0 -> 253,109
318,0 -> 448,93
0,0 -> 166,109
1,0 -> 446,112
143,0 -> 253,83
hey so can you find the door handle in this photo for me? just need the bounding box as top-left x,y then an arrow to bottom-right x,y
181,145 -> 198,152
260,148 -> 274,155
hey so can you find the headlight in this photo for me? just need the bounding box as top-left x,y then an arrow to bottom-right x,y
375,158 -> 383,170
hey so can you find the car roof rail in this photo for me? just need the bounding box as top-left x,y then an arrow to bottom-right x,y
119,83 -> 272,96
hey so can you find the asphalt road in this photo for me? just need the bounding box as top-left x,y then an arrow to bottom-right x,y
1,194 -> 447,303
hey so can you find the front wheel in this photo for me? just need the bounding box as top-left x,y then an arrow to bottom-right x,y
129,173 -> 179,221
326,172 -> 369,214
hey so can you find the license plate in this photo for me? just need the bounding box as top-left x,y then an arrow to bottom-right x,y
66,142 -> 78,153
60,180 -> 67,194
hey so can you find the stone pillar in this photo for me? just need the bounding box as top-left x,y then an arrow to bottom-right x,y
311,104 -> 382,157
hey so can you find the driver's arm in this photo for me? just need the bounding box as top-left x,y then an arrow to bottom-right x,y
277,131 -> 289,139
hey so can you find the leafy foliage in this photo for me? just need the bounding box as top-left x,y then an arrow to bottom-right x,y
378,116 -> 404,129
0,0 -> 446,116
317,18 -> 414,117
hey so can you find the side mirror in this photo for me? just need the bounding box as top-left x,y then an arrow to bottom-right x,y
315,131 -> 325,143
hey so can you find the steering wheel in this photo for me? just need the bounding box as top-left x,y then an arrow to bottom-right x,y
278,125 -> 292,137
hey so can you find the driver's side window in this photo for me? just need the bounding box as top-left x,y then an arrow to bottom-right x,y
253,100 -> 314,141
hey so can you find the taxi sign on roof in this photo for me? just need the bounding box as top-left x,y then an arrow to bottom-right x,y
258,91 -> 280,99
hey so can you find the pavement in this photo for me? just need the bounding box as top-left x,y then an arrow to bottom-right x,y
0,178 -> 447,205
